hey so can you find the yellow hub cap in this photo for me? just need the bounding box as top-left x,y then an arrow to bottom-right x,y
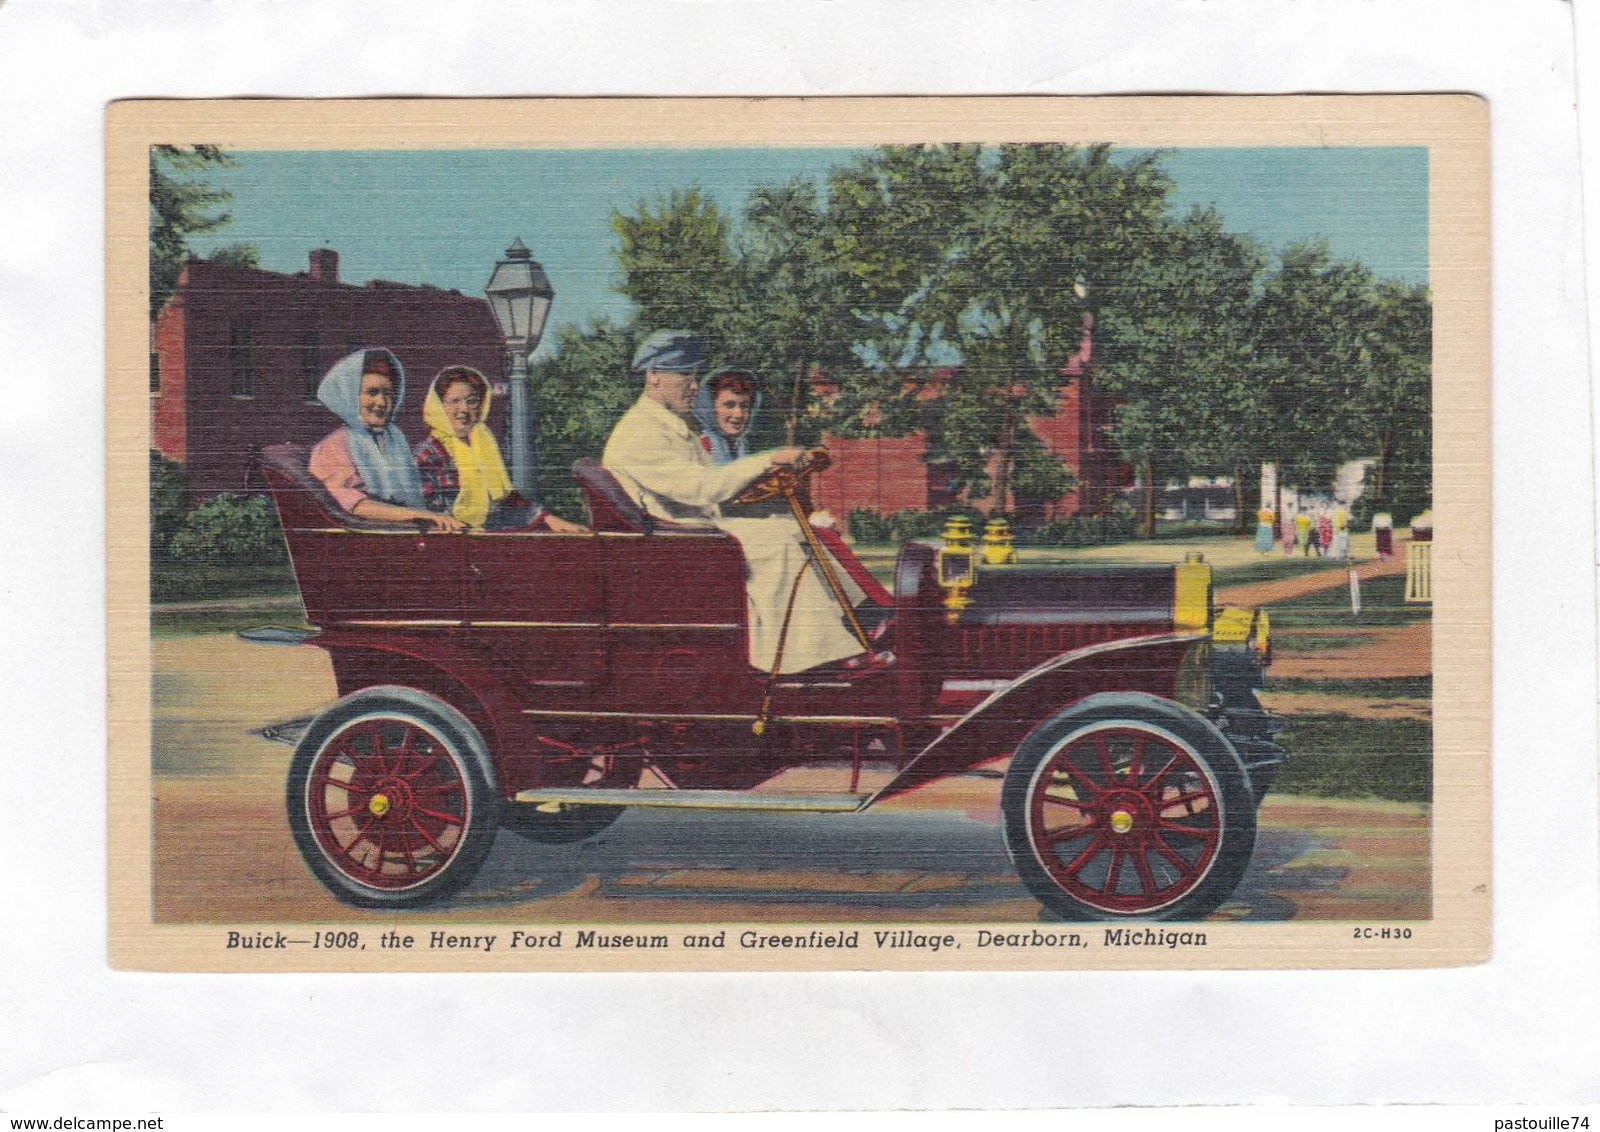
369,794 -> 391,817
1109,810 -> 1135,835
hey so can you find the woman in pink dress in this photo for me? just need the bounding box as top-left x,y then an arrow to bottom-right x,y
307,348 -> 464,533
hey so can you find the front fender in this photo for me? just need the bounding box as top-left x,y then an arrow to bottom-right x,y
868,633 -> 1204,806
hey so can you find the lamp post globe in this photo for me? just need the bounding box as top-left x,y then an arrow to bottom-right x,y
485,238 -> 555,497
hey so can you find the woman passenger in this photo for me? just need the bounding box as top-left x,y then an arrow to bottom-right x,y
414,365 -> 585,532
694,366 -> 893,610
693,367 -> 761,464
307,348 -> 464,533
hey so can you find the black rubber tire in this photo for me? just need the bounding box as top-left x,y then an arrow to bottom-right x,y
1001,693 -> 1257,922
287,686 -> 498,909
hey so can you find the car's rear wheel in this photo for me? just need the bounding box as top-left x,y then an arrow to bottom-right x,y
1001,694 -> 1256,922
287,687 -> 498,909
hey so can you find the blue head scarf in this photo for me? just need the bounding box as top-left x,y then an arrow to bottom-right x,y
692,369 -> 764,465
316,348 -> 425,509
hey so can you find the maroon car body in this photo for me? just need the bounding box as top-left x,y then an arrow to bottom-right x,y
260,444 -> 1283,920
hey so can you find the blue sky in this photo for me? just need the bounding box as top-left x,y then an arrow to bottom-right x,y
194,146 -> 1427,358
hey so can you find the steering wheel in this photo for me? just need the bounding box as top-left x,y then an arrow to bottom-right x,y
732,447 -> 832,506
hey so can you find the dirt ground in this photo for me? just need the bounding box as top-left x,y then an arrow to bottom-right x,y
1266,623 -> 1431,681
1256,688 -> 1429,723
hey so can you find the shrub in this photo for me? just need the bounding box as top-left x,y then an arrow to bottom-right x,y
847,508 -> 891,543
1025,509 -> 1137,547
150,451 -> 188,555
887,508 -> 971,541
167,493 -> 287,570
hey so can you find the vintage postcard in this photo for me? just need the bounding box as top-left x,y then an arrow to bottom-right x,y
107,96 -> 1488,971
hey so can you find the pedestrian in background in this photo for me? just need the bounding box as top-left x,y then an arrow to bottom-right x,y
1331,506 -> 1351,560
1254,507 -> 1275,554
1295,511 -> 1313,556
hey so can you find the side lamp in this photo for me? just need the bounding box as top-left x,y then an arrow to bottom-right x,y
937,516 -> 978,622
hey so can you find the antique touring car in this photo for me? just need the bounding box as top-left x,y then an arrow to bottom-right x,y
258,443 -> 1282,921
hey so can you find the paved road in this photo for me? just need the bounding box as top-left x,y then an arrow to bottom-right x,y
151,634 -> 1430,925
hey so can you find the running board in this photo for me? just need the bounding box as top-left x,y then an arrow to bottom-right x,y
512,788 -> 870,813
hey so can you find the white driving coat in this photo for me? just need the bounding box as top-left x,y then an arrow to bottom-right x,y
602,395 -> 865,674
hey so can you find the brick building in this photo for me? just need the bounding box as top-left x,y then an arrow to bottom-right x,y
152,249 -> 505,503
810,312 -> 1131,531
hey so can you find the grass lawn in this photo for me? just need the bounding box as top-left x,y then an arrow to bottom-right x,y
1272,715 -> 1432,804
1272,634 -> 1376,653
1265,574 -> 1430,628
1209,556 -> 1361,588
1269,675 -> 1432,700
152,602 -> 309,638
152,564 -> 297,605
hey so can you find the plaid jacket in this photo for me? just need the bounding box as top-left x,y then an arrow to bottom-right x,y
413,435 -> 460,515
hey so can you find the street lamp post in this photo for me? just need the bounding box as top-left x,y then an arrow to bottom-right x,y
485,238 -> 555,499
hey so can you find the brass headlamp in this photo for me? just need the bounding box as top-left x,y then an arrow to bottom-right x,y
980,518 -> 1018,566
936,516 -> 978,621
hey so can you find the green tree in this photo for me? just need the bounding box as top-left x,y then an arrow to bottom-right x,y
732,178 -> 866,446
150,450 -> 189,557
1095,206 -> 1267,535
1358,279 -> 1432,523
1250,241 -> 1379,505
528,318 -> 641,520
610,180 -> 867,450
612,186 -> 737,335
819,143 -> 1172,513
149,145 -> 259,319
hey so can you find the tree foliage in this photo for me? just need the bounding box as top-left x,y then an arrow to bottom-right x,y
1358,279 -> 1432,523
1251,241 -> 1381,493
150,145 -> 258,319
150,450 -> 189,555
1094,206 -> 1266,534
540,145 -> 1432,535
816,144 -> 1175,510
734,179 -> 866,445
612,187 -> 735,335
528,318 -> 640,521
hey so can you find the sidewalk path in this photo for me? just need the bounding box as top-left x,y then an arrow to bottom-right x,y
1216,544 -> 1409,609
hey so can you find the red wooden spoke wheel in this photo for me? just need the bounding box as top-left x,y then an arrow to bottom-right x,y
288,688 -> 497,909
1002,696 -> 1256,922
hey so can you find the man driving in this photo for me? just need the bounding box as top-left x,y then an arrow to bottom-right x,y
602,330 -> 889,677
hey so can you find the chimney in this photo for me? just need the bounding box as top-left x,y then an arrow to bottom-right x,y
309,248 -> 339,283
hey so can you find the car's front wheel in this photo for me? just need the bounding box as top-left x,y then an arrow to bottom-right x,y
1001,694 -> 1257,922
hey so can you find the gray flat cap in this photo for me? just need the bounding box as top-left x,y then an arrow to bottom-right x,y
631,330 -> 706,374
